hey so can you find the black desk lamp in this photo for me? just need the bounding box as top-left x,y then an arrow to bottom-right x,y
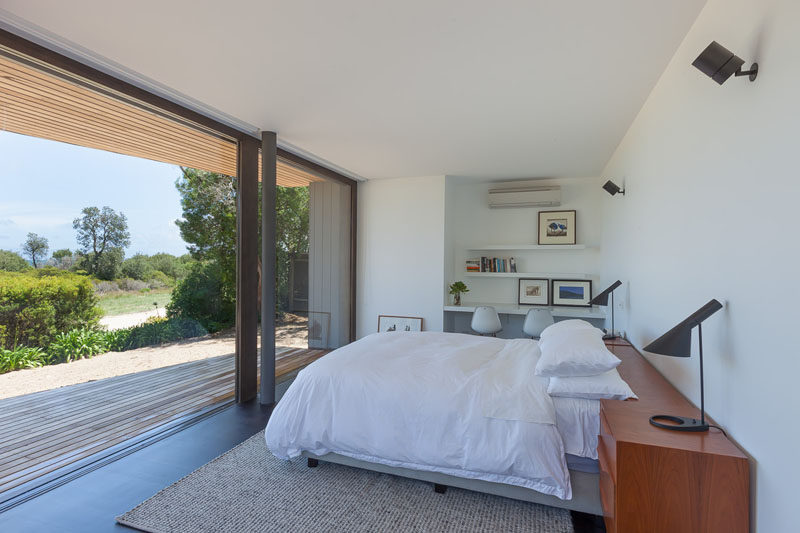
644,299 -> 723,432
589,280 -> 622,339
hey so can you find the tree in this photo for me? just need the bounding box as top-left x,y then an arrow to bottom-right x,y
0,249 -> 29,272
73,206 -> 130,276
175,168 -> 237,308
51,248 -> 72,261
21,232 -> 49,268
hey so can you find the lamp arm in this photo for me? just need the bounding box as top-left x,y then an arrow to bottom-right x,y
611,291 -> 615,337
698,322 -> 705,425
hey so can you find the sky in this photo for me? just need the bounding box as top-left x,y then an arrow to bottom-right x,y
0,131 -> 189,257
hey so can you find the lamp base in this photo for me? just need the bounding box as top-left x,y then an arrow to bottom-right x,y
602,333 -> 619,340
649,414 -> 709,432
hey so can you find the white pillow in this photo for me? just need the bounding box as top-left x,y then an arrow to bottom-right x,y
539,319 -> 596,340
535,328 -> 620,377
548,368 -> 637,400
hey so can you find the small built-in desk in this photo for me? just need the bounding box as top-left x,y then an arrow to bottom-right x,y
443,302 -> 605,319
443,302 -> 606,337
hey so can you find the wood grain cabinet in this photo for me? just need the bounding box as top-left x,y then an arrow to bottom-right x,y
599,341 -> 750,533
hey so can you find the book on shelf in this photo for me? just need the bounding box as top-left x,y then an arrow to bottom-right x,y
474,256 -> 517,273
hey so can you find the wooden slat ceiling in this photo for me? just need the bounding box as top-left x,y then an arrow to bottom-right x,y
0,50 -> 322,187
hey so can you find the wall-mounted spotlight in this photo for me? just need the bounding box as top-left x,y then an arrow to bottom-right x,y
692,41 -> 758,84
602,180 -> 624,196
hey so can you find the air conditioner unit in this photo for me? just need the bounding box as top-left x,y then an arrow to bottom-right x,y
488,182 -> 561,208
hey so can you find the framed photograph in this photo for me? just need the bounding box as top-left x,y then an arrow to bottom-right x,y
518,278 -> 550,306
538,210 -> 577,245
378,315 -> 424,333
551,279 -> 593,307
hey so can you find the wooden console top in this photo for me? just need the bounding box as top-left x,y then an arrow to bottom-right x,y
599,340 -> 749,533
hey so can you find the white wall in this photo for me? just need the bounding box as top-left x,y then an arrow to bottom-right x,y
601,1 -> 800,530
356,176 -> 446,338
447,177 -> 604,305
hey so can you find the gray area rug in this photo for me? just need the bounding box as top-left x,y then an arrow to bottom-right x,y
117,433 -> 574,533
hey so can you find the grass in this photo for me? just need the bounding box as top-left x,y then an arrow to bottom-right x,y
98,288 -> 172,317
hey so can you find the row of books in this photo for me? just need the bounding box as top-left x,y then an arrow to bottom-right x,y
465,257 -> 517,273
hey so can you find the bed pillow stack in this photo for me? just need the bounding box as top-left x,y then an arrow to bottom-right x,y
535,320 -> 636,401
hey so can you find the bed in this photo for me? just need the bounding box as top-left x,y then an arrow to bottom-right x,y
265,331 -> 603,514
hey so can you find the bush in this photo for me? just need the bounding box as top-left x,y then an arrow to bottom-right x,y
105,317 -> 206,351
167,261 -> 234,333
121,254 -> 154,281
147,253 -> 185,280
48,327 -> 108,363
93,280 -> 121,294
147,270 -> 172,289
80,247 -> 124,281
0,269 -> 100,350
117,278 -> 148,292
0,346 -> 50,373
0,250 -> 30,272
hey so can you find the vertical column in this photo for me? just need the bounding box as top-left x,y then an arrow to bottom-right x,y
235,135 -> 259,403
261,132 -> 277,405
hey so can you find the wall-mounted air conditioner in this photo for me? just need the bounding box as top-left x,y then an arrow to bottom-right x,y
487,182 -> 561,208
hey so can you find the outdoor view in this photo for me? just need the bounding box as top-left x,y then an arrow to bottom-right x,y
0,131 -> 311,398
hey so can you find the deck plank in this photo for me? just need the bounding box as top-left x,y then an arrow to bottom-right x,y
0,347 -> 328,496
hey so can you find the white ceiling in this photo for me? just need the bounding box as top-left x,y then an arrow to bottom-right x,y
0,1 -> 706,180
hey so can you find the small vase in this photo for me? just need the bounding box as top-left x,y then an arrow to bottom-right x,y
453,293 -> 461,306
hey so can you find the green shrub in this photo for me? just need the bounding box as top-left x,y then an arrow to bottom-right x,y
0,346 -> 50,373
0,269 -> 100,350
103,328 -> 132,352
167,261 -> 234,333
106,317 -> 206,351
121,253 -> 154,281
48,327 -> 108,363
147,270 -> 172,288
0,250 -> 30,272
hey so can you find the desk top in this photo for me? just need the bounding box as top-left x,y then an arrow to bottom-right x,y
443,302 -> 606,319
602,341 -> 747,459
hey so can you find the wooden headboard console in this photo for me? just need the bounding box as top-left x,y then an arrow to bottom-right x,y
599,339 -> 750,533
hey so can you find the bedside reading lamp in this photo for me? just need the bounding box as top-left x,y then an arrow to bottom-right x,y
644,299 -> 723,432
589,280 -> 622,339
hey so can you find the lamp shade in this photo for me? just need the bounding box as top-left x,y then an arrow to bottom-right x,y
589,280 -> 622,306
643,299 -> 723,357
522,308 -> 554,338
692,41 -> 745,85
471,306 -> 502,335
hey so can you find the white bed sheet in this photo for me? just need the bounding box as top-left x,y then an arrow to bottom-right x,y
552,397 -> 600,460
265,331 -> 573,499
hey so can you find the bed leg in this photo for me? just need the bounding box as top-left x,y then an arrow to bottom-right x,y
433,483 -> 447,494
307,458 -> 319,468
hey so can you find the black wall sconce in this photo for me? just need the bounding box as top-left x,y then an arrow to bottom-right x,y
692,41 -> 758,84
602,180 -> 624,196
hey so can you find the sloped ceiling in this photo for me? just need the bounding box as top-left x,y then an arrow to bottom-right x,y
0,1 -> 706,179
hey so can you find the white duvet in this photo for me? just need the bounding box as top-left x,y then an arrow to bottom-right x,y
265,331 -> 572,499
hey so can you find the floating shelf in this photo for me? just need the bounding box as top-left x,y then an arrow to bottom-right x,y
463,272 -> 591,279
465,244 -> 590,251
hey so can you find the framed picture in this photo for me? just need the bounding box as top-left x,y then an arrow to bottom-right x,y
538,210 -> 577,245
518,278 -> 550,306
551,279 -> 593,307
378,315 -> 424,333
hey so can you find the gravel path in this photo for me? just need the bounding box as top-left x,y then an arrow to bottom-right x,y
99,308 -> 167,330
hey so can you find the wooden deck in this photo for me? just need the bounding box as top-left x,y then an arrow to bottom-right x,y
0,347 -> 327,499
